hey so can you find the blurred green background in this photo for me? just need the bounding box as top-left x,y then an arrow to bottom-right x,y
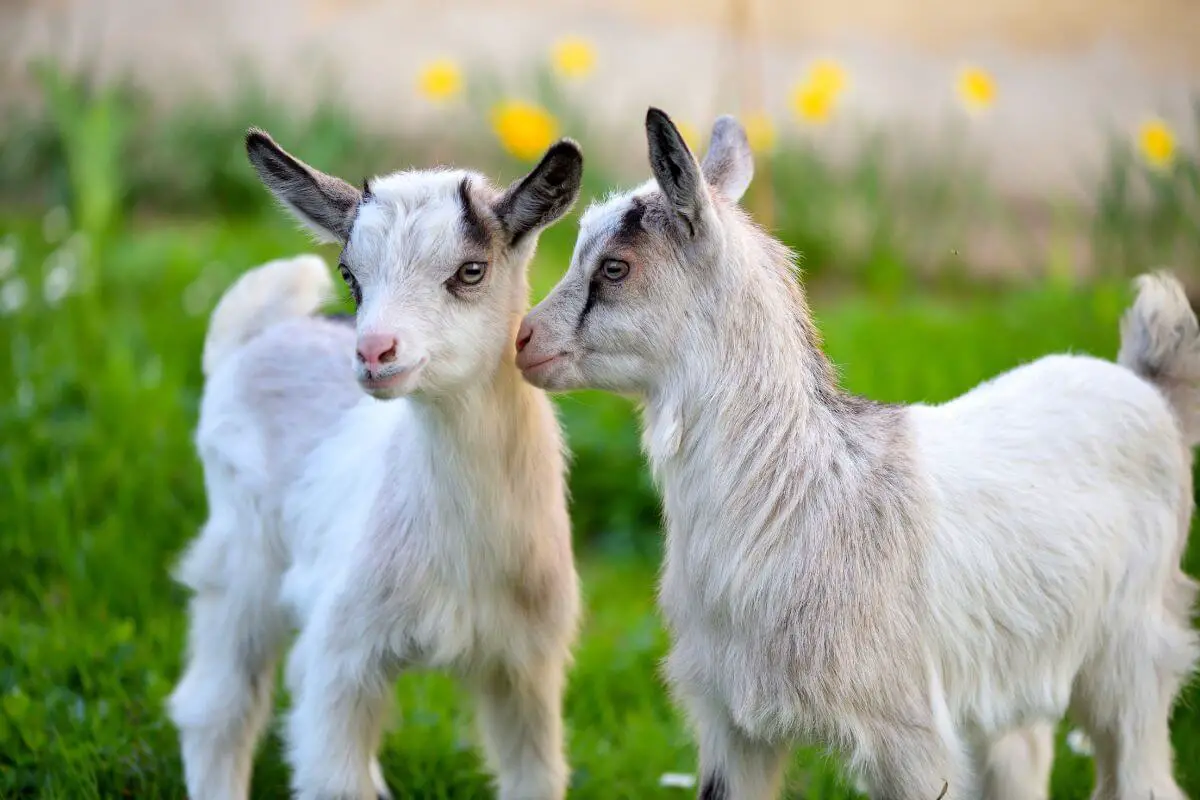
1,1 -> 1200,795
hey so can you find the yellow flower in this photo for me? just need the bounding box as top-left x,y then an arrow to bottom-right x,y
551,36 -> 596,80
742,112 -> 777,153
808,59 -> 848,95
791,83 -> 837,125
1138,118 -> 1176,169
957,66 -> 996,112
789,59 -> 849,125
491,101 -> 559,161
417,59 -> 463,103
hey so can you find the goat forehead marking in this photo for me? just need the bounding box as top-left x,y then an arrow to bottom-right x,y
347,170 -> 490,275
577,191 -> 650,265
457,177 -> 492,249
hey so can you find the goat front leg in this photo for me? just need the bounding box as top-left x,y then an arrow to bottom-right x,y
284,593 -> 398,800
473,650 -> 570,800
688,697 -> 789,800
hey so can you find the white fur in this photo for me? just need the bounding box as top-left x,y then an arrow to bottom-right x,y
201,254 -> 333,376
521,111 -> 1200,799
170,146 -> 582,800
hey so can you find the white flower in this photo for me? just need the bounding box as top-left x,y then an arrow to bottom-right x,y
1,278 -> 28,315
183,279 -> 213,317
1066,728 -> 1094,756
44,265 -> 74,306
41,244 -> 81,306
42,206 -> 70,244
142,356 -> 163,387
16,381 -> 34,413
658,773 -> 697,789
65,231 -> 90,259
183,262 -> 226,317
0,244 -> 17,280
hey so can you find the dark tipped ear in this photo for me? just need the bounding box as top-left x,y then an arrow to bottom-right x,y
701,116 -> 754,203
245,128 -> 362,243
645,107 -> 706,236
494,140 -> 584,244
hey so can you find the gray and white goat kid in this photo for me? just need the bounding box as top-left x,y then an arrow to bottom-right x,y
517,108 -> 1200,799
168,130 -> 584,800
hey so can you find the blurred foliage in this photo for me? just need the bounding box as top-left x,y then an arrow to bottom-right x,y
1094,102 -> 1200,277
3,64 -> 1198,290
31,63 -> 130,244
764,126 -> 990,292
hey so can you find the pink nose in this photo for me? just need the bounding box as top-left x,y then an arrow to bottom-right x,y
356,333 -> 398,371
516,320 -> 534,353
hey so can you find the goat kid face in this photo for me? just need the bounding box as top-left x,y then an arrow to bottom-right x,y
517,109 -> 753,394
246,129 -> 583,399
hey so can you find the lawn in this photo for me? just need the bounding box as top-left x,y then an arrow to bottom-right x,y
0,209 -> 1198,799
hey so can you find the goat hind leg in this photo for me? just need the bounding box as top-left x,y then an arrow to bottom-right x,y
688,698 -> 789,800
168,525 -> 286,800
1070,620 -> 1194,800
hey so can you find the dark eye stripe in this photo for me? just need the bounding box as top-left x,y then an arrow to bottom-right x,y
576,281 -> 598,332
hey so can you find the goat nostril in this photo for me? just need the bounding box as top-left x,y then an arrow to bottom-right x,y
516,330 -> 533,352
357,334 -> 399,367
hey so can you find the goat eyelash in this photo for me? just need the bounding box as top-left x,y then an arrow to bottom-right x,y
337,262 -> 362,307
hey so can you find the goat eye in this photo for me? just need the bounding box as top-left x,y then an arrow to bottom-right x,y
600,259 -> 630,282
455,261 -> 488,286
338,263 -> 362,306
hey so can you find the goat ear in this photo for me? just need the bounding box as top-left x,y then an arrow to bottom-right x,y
245,128 -> 362,243
645,107 -> 706,236
701,115 -> 753,203
494,140 -> 584,244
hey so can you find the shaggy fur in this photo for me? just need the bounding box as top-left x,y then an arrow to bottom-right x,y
168,133 -> 584,800
517,108 -> 1200,799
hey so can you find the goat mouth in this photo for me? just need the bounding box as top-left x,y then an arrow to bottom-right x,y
359,361 -> 426,396
518,352 -> 569,374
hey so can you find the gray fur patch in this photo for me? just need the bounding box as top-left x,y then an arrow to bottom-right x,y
457,177 -> 492,249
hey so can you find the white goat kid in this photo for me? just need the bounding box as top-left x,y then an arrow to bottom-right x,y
168,129 -> 584,800
516,108 -> 1200,800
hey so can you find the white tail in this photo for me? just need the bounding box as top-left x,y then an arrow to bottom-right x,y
1119,271 -> 1200,446
201,254 -> 334,376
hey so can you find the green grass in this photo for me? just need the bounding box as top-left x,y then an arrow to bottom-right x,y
0,208 -> 1198,798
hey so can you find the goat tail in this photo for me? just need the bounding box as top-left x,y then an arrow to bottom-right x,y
202,254 -> 334,376
1119,271 -> 1200,446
